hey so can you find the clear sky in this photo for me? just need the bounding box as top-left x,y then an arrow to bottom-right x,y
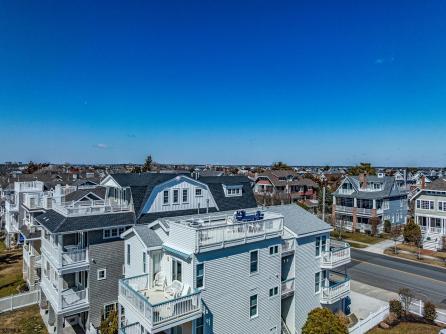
1,1 -> 445,166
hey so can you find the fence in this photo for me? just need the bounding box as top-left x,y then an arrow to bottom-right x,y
0,290 -> 40,313
349,305 -> 389,334
409,299 -> 446,325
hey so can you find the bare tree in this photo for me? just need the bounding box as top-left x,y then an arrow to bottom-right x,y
390,225 -> 402,254
399,288 -> 414,317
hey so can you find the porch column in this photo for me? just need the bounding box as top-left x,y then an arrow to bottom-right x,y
372,199 -> 376,209
58,235 -> 63,265
58,274 -> 63,311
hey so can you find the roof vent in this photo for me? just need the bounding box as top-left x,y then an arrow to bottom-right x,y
377,173 -> 384,178
188,219 -> 203,228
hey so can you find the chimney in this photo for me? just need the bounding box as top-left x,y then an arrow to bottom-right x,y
421,176 -> 426,189
359,173 -> 368,189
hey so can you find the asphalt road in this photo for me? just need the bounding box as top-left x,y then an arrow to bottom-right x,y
348,249 -> 446,307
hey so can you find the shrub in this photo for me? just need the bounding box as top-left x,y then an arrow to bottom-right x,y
385,312 -> 399,326
403,219 -> 422,244
302,307 -> 348,334
389,299 -> 402,318
423,301 -> 437,322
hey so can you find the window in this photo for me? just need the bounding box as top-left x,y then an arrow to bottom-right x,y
173,189 -> 179,204
383,200 -> 389,210
196,316 -> 204,334
250,294 -> 258,318
321,236 -> 327,252
417,200 -> 434,210
103,302 -> 117,319
127,244 -> 131,265
172,258 -> 182,282
98,268 -> 107,280
269,245 -> 279,255
315,237 -> 321,256
195,188 -> 203,197
224,185 -> 243,197
143,252 -> 147,273
163,190 -> 169,204
196,263 -> 204,288
250,250 -> 258,273
269,286 -> 279,297
439,202 -> 446,212
314,272 -> 321,293
103,229 -> 111,239
119,227 -> 125,235
182,189 -> 188,203
111,228 -> 118,237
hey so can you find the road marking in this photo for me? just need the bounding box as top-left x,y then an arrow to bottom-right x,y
350,258 -> 446,286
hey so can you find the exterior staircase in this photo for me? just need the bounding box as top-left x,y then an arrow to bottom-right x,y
281,317 -> 291,334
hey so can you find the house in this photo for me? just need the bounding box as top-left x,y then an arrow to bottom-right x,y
412,178 -> 446,250
253,170 -> 319,203
332,173 -> 408,233
35,172 -> 258,334
118,204 -> 351,334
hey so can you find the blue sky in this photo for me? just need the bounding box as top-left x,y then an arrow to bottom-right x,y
1,1 -> 445,166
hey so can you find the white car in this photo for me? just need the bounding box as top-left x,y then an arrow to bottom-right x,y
438,329 -> 446,334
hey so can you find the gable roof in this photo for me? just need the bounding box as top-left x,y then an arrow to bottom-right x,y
334,175 -> 406,199
256,170 -> 318,188
269,204 -> 331,236
132,224 -> 163,248
427,178 -> 446,191
64,187 -> 106,202
35,210 -> 135,233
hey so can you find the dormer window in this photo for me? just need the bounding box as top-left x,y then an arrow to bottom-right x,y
223,185 -> 243,197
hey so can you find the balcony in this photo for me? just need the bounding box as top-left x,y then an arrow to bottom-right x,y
41,237 -> 89,271
119,275 -> 202,333
356,207 -> 373,215
120,323 -> 142,334
420,225 -> 443,235
282,239 -> 295,256
281,277 -> 295,298
15,181 -> 44,192
321,240 -> 351,269
335,206 -> 354,213
41,277 -> 89,314
54,199 -> 131,217
5,201 -> 18,212
320,272 -> 350,304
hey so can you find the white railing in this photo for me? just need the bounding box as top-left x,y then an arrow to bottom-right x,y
320,274 -> 350,304
197,218 -> 283,249
336,206 -> 354,213
61,288 -> 88,309
0,290 -> 40,313
119,275 -> 202,330
356,207 -> 373,215
321,241 -> 351,268
338,189 -> 354,195
5,201 -> 18,212
281,278 -> 295,297
356,223 -> 383,233
120,323 -> 142,334
55,199 -> 131,216
282,239 -> 295,255
16,181 -> 44,192
42,237 -> 88,268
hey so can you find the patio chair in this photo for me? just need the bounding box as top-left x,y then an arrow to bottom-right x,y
164,280 -> 183,298
153,272 -> 167,291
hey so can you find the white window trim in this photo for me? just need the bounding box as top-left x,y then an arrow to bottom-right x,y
269,286 -> 279,298
162,190 -> 170,205
223,184 -> 243,197
195,188 -> 203,197
269,245 -> 279,256
182,188 -> 189,204
172,188 -> 180,204
249,250 -> 259,275
97,268 -> 107,280
249,294 -> 258,319
196,262 -> 205,289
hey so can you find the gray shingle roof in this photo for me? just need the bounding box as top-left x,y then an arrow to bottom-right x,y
132,225 -> 163,248
334,175 -> 405,199
64,187 -> 106,202
35,210 -> 135,233
269,204 -> 331,236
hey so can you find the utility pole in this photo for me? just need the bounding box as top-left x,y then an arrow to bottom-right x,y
322,184 -> 326,222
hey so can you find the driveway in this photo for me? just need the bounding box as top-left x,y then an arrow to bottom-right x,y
362,239 -> 396,254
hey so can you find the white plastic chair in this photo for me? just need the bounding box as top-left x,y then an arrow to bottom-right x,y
153,272 -> 167,291
164,280 -> 183,298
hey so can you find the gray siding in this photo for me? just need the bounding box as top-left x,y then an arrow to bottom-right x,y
294,232 -> 327,334
88,230 -> 124,329
196,238 -> 282,334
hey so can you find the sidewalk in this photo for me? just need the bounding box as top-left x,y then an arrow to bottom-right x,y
362,239 -> 396,254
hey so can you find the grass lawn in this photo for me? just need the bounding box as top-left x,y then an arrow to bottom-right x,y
367,322 -> 442,334
0,240 -> 25,298
330,231 -> 384,245
384,248 -> 446,267
0,305 -> 46,334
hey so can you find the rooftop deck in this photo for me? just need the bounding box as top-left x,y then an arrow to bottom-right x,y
53,199 -> 132,216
